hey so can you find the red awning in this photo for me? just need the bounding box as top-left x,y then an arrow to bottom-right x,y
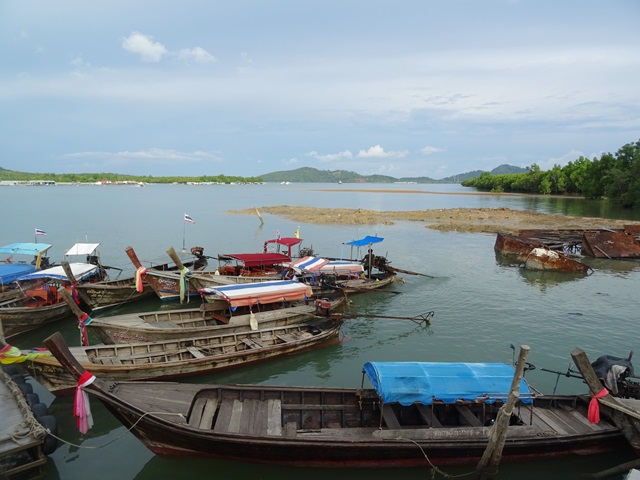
217,252 -> 291,267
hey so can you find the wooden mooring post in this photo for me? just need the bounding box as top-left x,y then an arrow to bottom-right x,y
476,344 -> 530,479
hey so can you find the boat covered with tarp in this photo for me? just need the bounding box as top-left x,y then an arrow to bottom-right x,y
39,335 -> 629,468
0,243 -> 52,286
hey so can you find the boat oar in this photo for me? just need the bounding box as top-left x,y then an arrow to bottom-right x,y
331,310 -> 434,326
387,265 -> 435,278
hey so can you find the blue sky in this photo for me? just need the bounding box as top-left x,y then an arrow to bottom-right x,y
1,1 -> 639,179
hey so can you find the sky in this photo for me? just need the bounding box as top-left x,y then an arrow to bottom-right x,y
1,1 -> 639,180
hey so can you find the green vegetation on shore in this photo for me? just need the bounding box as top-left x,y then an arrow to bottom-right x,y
463,139 -> 640,208
0,169 -> 263,185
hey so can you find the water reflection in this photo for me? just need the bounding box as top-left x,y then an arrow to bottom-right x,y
517,268 -> 589,291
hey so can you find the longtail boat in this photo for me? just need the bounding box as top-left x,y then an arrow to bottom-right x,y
26,318 -> 343,395
86,280 -> 342,344
40,334 -> 630,467
0,262 -> 102,338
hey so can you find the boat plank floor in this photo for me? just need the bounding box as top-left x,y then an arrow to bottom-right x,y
239,399 -> 268,434
198,398 -> 219,429
266,399 -> 282,436
214,398 -> 243,433
533,408 -> 572,435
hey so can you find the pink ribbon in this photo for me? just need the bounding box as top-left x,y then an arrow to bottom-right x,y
135,267 -> 147,292
588,388 -> 609,424
74,370 -> 96,434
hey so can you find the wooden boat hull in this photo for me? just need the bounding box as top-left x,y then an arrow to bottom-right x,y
88,300 -> 340,344
143,271 -> 280,302
27,319 -> 342,394
76,277 -> 154,311
0,302 -> 72,338
69,381 -> 628,467
337,272 -> 397,293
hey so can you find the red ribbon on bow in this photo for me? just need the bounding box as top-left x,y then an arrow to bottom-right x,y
588,388 -> 609,424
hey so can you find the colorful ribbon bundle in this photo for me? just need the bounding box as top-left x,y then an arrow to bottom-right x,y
74,370 -> 96,434
78,312 -> 93,346
0,343 -> 51,364
135,266 -> 148,292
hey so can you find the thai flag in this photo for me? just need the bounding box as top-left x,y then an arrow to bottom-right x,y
35,228 -> 47,236
184,213 -> 195,224
276,229 -> 281,240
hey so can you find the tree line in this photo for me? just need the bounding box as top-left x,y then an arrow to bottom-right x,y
0,170 -> 264,185
462,139 -> 640,208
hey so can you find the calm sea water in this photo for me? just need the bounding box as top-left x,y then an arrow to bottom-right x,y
2,183 -> 640,480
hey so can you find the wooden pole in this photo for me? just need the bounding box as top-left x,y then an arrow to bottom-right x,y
60,261 -> 93,308
166,246 -> 186,270
59,287 -> 88,320
476,344 -> 530,479
571,348 -> 640,422
125,246 -> 143,269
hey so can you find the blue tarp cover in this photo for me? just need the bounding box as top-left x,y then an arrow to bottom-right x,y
362,362 -> 533,406
0,243 -> 51,256
1,264 -> 36,285
345,235 -> 384,247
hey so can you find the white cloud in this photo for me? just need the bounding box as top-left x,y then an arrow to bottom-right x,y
122,32 -> 168,63
178,47 -> 216,64
420,146 -> 444,156
306,150 -> 353,162
356,145 -> 408,159
63,148 -> 221,163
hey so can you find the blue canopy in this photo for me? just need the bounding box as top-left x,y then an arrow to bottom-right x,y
0,243 -> 51,256
0,243 -> 52,285
345,235 -> 384,247
362,362 -> 533,406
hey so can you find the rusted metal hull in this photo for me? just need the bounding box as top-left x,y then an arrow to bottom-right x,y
523,248 -> 591,273
494,233 -> 544,259
582,230 -> 640,259
27,319 -> 342,395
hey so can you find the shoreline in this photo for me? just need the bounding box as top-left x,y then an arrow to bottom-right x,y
230,206 -> 640,234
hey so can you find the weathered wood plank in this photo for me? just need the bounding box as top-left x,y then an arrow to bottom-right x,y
267,399 -> 282,436
241,338 -> 264,349
213,399 -> 234,432
239,399 -> 267,434
456,405 -> 483,427
186,346 -> 205,359
533,408 -> 571,435
188,397 -> 208,428
227,399 -> 244,433
416,404 -> 442,427
284,421 -> 298,437
198,398 -> 219,429
382,406 -> 401,429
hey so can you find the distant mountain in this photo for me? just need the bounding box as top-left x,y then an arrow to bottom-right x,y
260,165 -> 526,183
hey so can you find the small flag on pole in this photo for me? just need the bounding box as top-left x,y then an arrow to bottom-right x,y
184,213 -> 195,224
35,228 -> 47,236
276,229 -> 281,240
294,226 -> 300,239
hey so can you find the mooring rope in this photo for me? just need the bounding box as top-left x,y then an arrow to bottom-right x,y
44,411 -> 186,450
